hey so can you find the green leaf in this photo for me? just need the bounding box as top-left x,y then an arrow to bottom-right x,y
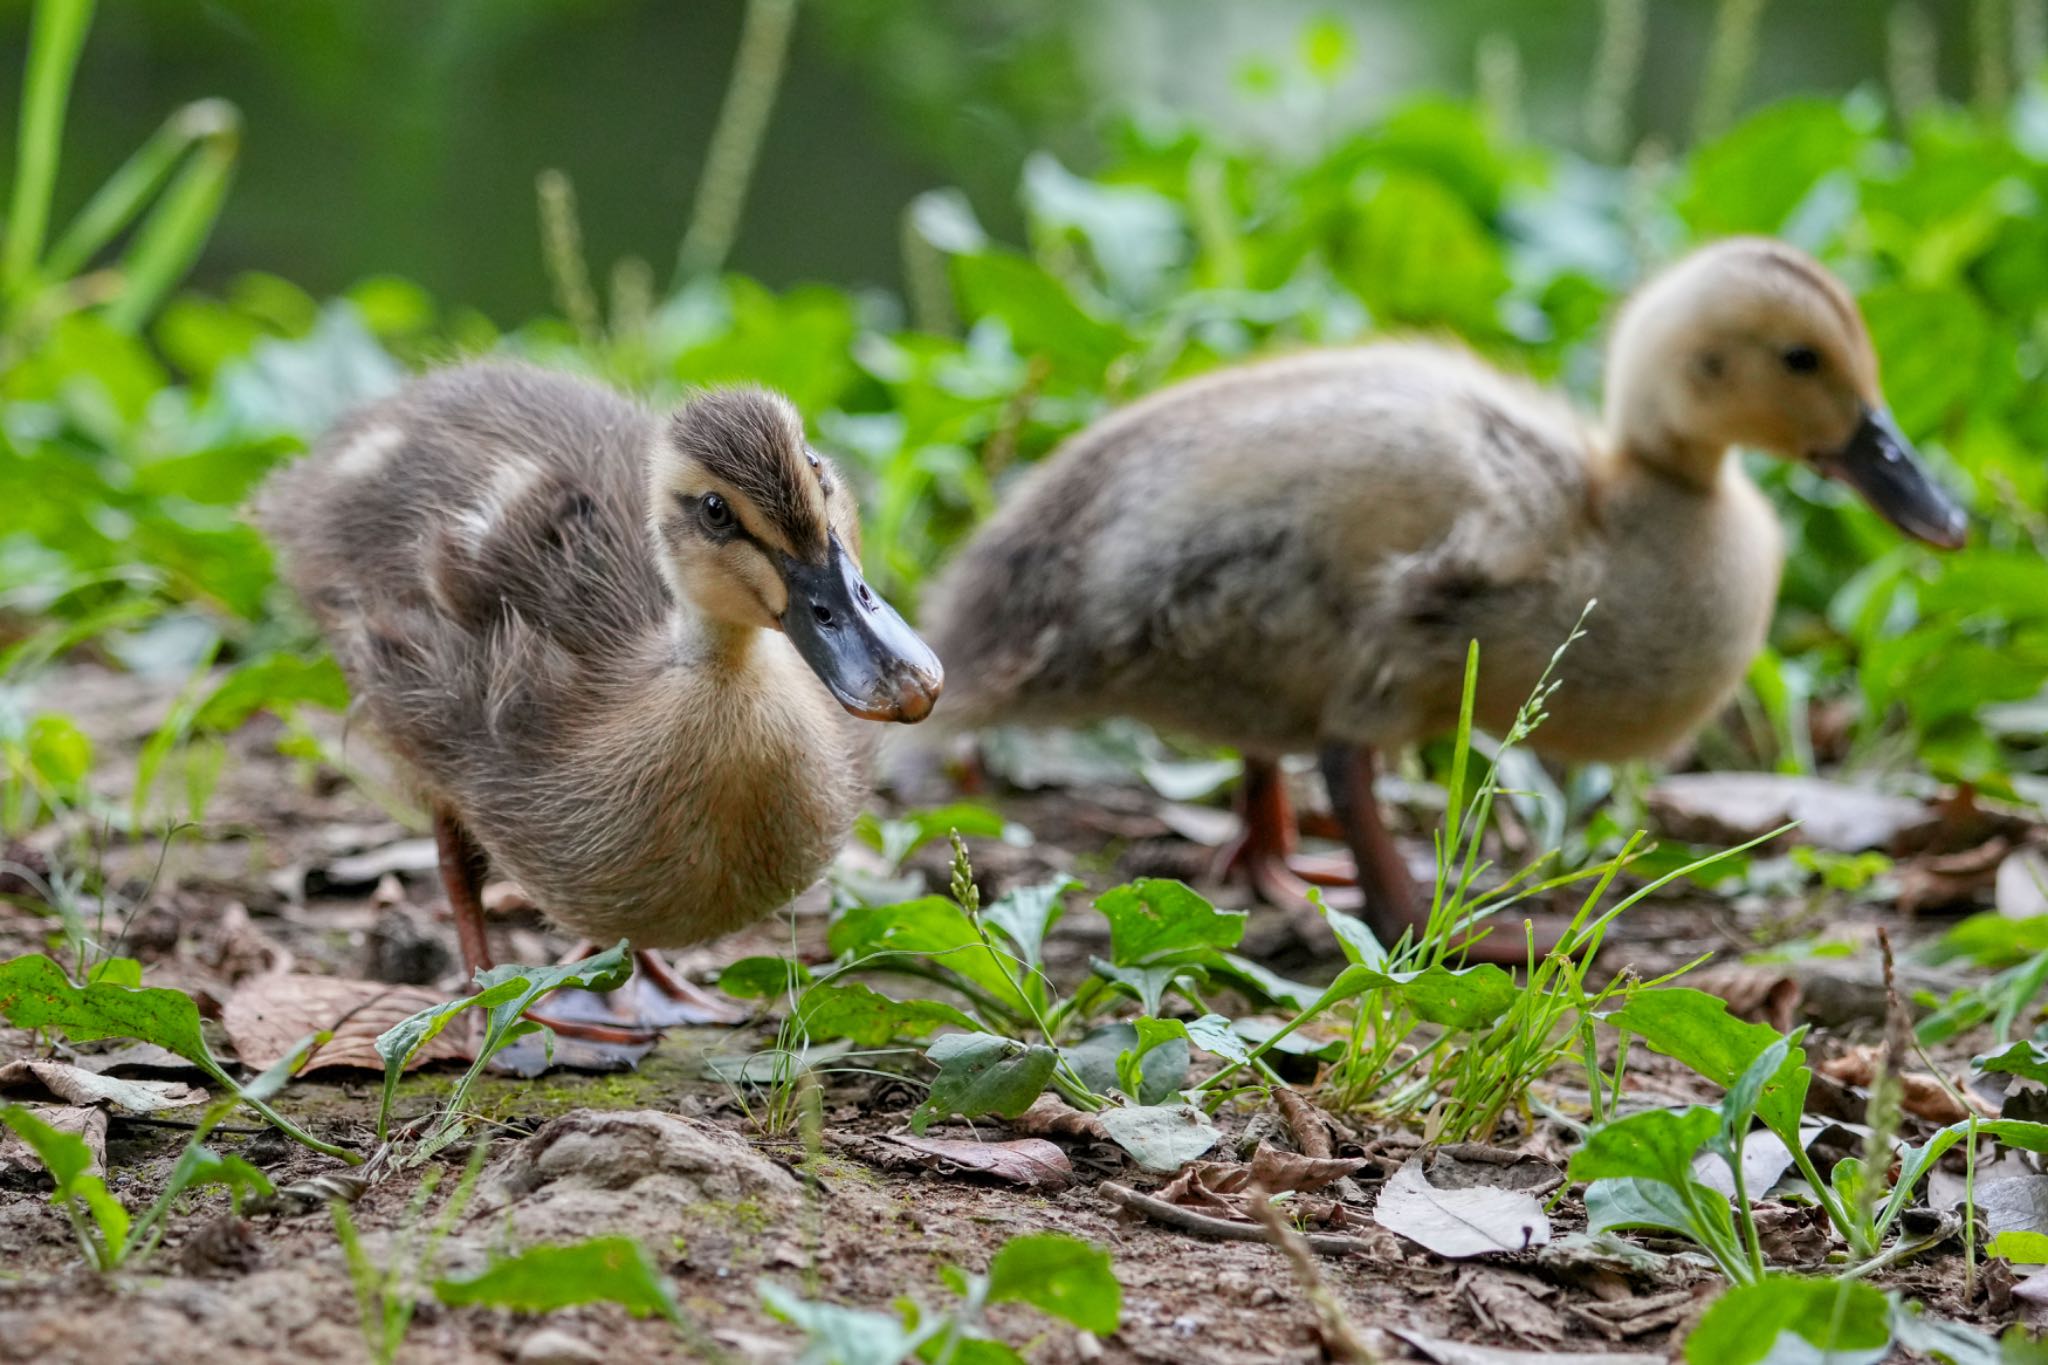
1297,961 -> 1517,1031
1183,1013 -> 1253,1066
1978,1039 -> 2048,1086
985,1232 -> 1120,1334
374,942 -> 632,1140
190,652 -> 347,732
1065,1021 -> 1184,1105
434,1237 -> 681,1323
794,982 -> 982,1048
1319,907 -> 1389,969
760,1279 -> 936,1365
0,1104 -> 130,1258
1682,1274 -> 1892,1365
1098,1103 -> 1222,1173
1096,880 -> 1245,966
1114,1017 -> 1192,1104
718,956 -> 812,1000
1089,959 -> 1189,1017
911,1032 -> 1058,1134
1570,1106 -> 1723,1187
829,897 -> 1032,1015
1609,989 -> 1811,1139
1990,1230 -> 2048,1265
982,876 -> 1080,971
854,802 -> 1016,868
1680,99 -> 1868,237
162,1143 -> 274,1212
952,250 -> 1130,376
1584,1177 -> 1734,1251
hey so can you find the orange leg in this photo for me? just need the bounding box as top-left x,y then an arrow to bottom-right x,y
1214,758 -> 1362,909
1318,744 -> 1562,965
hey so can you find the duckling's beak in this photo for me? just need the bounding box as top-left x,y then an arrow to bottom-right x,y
1817,406 -> 1968,550
779,537 -> 944,723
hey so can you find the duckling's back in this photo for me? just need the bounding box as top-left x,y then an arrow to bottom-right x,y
923,343 -> 1607,754
252,362 -> 670,803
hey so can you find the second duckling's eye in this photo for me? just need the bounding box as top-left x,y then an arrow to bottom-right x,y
699,493 -> 735,534
1781,345 -> 1822,374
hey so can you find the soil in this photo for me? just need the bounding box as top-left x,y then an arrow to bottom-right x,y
0,663 -> 2038,1363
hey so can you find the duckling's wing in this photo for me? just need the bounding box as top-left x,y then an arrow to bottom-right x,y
253,363 -> 669,778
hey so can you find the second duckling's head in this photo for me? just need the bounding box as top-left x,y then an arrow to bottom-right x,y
1605,237 -> 1967,548
649,388 -> 943,723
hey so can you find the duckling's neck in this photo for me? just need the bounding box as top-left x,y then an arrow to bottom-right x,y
1603,389 -> 1730,492
669,605 -> 765,673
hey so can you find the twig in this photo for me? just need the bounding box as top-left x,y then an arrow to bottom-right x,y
1247,1190 -> 1379,1363
1101,1182 -> 1379,1257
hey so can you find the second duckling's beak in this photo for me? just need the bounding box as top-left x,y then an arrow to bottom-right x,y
1817,406 -> 1968,550
780,537 -> 944,724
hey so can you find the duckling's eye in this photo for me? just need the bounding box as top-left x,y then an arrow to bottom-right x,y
698,493 -> 735,533
1782,345 -> 1822,374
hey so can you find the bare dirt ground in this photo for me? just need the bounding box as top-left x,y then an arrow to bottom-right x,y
0,664 -> 2035,1363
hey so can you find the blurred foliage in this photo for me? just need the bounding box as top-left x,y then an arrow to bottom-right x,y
6,9 -> 2048,837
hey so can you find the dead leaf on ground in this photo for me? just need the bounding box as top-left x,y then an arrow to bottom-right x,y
1250,1142 -> 1369,1194
2000,846 -> 2048,920
1686,963 -> 1800,1033
831,1133 -> 1072,1190
1815,1045 -> 1995,1124
1458,1267 -> 1565,1344
221,973 -> 472,1073
1372,1160 -> 1551,1258
0,1059 -> 207,1112
1426,1144 -> 1567,1197
0,1103 -> 107,1180
1897,837 -> 2009,913
1010,1092 -> 1109,1142
1647,772 -> 1933,852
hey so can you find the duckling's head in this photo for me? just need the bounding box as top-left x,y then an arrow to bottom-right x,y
1605,237 -> 1967,548
649,388 -> 943,723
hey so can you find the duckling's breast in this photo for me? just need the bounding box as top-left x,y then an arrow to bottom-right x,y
472,629 -> 872,949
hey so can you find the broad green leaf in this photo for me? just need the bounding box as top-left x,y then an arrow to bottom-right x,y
1297,961 -> 1517,1031
1978,1039 -> 2048,1086
163,1143 -> 274,1212
0,952 -> 215,1061
985,1233 -> 1120,1334
794,982 -> 982,1048
1570,1107 -> 1723,1187
829,898 -> 1031,1014
1990,1230 -> 2048,1264
191,652 -> 347,731
760,1279 -> 937,1365
952,250 -> 1130,376
982,876 -> 1080,971
1096,880 -> 1245,966
1320,906 -> 1389,969
1065,1021 -> 1185,1105
1609,989 -> 1810,1139
1089,959 -> 1189,1017
1183,1013 -> 1253,1066
1681,100 -> 1869,237
911,1032 -> 1058,1134
435,1237 -> 681,1323
1115,1017 -> 1192,1104
1583,1177 -> 1733,1251
719,956 -> 812,1000
1720,1033 -> 1798,1143
1682,1274 -> 1892,1365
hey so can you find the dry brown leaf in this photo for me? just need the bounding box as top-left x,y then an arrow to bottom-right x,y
0,1059 -> 207,1112
1896,837 -> 2010,913
1248,1141 -> 1369,1194
221,973 -> 472,1073
1814,1045 -> 1995,1124
1009,1091 -> 1109,1141
835,1133 -> 1072,1190
0,1103 -> 106,1179
1686,963 -> 1800,1033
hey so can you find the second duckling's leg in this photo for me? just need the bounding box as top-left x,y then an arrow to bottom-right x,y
1215,758 -> 1364,907
1318,745 -> 1562,966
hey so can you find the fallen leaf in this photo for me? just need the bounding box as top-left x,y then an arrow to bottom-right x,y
1249,1142 -> 1369,1194
1897,837 -> 2009,913
0,1103 -> 106,1180
1815,1045 -> 1994,1124
837,1133 -> 1072,1190
221,973 -> 472,1073
0,1059 -> 207,1113
1009,1092 -> 1110,1142
1372,1160 -> 1551,1258
1686,963 -> 1801,1033
312,837 -> 439,892
1978,1173 -> 2048,1241
2000,847 -> 2048,920
1691,1130 -> 1796,1202
1647,772 -> 1932,852
1427,1144 -> 1567,1197
1459,1268 -> 1565,1344
1099,1103 -> 1222,1173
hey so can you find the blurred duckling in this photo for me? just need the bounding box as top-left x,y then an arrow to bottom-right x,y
923,238 -> 1965,959
255,362 -> 942,1038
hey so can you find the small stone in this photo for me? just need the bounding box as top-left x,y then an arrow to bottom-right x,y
517,1327 -> 603,1365
365,904 -> 453,985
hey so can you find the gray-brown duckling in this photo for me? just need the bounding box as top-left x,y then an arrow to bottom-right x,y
923,238 -> 1965,959
255,362 -> 942,1037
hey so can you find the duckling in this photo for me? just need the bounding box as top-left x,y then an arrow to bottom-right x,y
923,238 -> 1966,959
254,362 -> 943,1038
